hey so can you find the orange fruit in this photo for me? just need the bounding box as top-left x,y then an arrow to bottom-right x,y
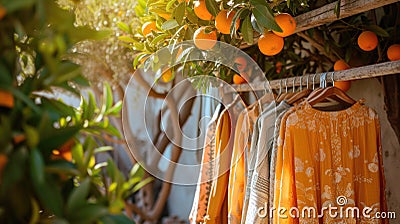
159,13 -> 171,20
333,59 -> 350,71
275,61 -> 283,73
194,0 -> 213,21
52,139 -> 74,161
13,134 -> 26,144
258,32 -> 284,56
272,13 -> 296,37
357,31 -> 378,51
234,56 -> 247,72
334,81 -> 351,92
193,27 -> 217,50
0,5 -> 6,20
0,90 -> 14,108
215,10 -> 240,35
142,21 -> 158,36
233,74 -> 246,84
387,44 -> 400,61
161,69 -> 174,82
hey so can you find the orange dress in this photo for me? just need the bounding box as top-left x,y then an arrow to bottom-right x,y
205,110 -> 232,224
273,101 -> 387,224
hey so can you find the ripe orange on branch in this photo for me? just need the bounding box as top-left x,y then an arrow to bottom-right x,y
215,10 -> 240,35
387,44 -> 400,61
357,31 -> 378,51
333,59 -> 350,71
333,59 -> 351,92
194,0 -> 213,21
233,74 -> 246,84
0,90 -> 14,108
193,27 -> 217,50
273,13 -> 296,37
142,21 -> 158,36
258,32 -> 284,56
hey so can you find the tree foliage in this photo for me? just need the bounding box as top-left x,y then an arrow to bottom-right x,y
0,1 -> 150,223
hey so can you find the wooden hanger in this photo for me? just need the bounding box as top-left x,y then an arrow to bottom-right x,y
308,86 -> 356,106
308,72 -> 356,107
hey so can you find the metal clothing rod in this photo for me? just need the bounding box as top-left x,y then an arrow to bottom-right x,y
227,60 -> 400,92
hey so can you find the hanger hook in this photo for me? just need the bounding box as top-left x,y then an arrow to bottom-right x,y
312,73 -> 317,90
331,71 -> 335,86
299,76 -> 303,91
306,75 -> 309,89
292,77 -> 296,93
285,78 -> 288,93
320,72 -> 327,88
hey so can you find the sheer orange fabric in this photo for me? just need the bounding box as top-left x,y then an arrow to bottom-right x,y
273,101 -> 387,224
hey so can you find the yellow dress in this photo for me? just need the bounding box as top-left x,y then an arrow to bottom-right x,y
273,101 -> 387,224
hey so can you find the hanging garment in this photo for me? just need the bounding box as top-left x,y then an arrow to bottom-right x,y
268,106 -> 299,224
244,101 -> 291,224
241,101 -> 276,223
273,101 -> 388,224
189,104 -> 223,224
204,109 -> 232,224
228,103 -> 260,224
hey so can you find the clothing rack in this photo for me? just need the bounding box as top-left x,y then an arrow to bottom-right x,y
225,60 -> 400,93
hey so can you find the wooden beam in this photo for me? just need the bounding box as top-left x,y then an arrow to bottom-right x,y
226,60 -> 400,92
295,0 -> 399,33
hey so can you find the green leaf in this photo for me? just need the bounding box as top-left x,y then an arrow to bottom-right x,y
107,101 -> 122,116
250,13 -> 264,34
186,8 -> 199,24
150,34 -> 169,45
24,125 -> 39,149
104,83 -> 113,112
132,177 -> 153,192
87,92 -> 97,120
230,8 -> 246,38
30,149 -> 45,185
253,5 -> 282,32
94,146 -> 113,154
367,25 -> 389,37
72,143 -> 84,171
129,163 -> 142,177
66,178 -> 91,212
174,2 -> 186,25
241,16 -> 254,45
68,204 -> 109,224
161,20 -> 180,30
250,0 -> 268,7
205,0 -> 219,17
38,180 -> 64,216
45,161 -> 80,176
118,36 -> 136,43
117,22 -> 131,33
166,0 -> 177,12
